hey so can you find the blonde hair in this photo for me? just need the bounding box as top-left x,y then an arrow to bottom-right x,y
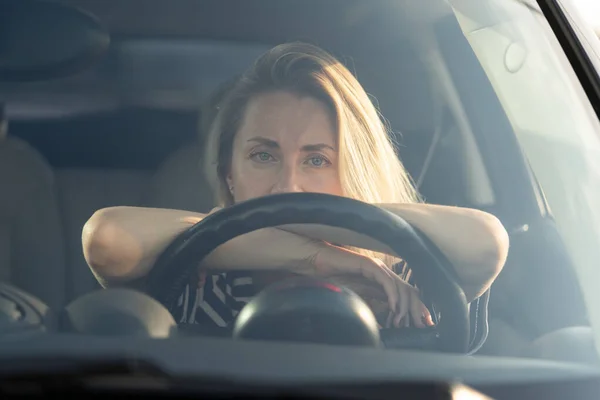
204,42 -> 421,266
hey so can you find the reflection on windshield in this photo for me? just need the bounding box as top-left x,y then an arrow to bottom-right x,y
452,0 -> 600,351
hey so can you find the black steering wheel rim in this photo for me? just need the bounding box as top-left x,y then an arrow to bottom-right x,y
145,193 -> 469,353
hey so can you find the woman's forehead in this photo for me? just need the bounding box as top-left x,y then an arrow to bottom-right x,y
235,91 -> 337,148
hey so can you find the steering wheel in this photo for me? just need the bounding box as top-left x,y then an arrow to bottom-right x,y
145,193 -> 469,353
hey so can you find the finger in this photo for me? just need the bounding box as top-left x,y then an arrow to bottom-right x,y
410,294 -> 427,328
386,311 -> 394,329
393,279 -> 410,328
423,305 -> 435,327
358,257 -> 398,314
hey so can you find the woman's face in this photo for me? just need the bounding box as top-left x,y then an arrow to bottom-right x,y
228,91 -> 343,202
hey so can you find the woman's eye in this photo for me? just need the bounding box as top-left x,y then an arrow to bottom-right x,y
306,155 -> 331,168
250,151 -> 275,163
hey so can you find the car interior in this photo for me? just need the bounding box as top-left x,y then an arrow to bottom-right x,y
0,0 -> 596,368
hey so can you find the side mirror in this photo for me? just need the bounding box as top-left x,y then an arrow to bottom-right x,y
0,0 -> 110,82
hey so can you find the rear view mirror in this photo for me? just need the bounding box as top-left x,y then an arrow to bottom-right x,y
0,0 -> 110,82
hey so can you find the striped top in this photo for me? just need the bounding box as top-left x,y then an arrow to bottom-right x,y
170,262 -> 487,353
172,261 -> 417,328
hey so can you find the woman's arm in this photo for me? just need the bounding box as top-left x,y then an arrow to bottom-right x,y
81,206 -> 410,318
278,203 -> 509,302
381,203 -> 509,301
82,206 -> 337,286
82,207 -> 205,286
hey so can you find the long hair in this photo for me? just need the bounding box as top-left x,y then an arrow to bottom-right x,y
204,42 -> 421,265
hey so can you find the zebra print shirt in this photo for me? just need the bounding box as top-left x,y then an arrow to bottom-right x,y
170,261 -> 487,353
172,261 -> 416,327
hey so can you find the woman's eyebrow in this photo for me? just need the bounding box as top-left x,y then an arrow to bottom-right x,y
247,137 -> 279,148
301,143 -> 336,152
247,137 -> 335,152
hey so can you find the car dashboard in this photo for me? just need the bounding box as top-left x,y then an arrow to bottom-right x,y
0,282 -> 599,400
0,333 -> 599,399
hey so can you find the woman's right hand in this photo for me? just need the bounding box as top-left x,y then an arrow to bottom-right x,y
307,243 -> 434,328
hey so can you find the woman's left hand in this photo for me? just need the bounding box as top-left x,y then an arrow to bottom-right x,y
328,274 -> 435,328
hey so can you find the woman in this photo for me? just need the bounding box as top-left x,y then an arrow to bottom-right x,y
82,42 -> 509,331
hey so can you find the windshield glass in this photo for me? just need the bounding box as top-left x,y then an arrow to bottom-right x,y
3,0 -> 600,379
453,0 -> 600,349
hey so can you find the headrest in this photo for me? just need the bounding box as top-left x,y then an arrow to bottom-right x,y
145,144 -> 215,213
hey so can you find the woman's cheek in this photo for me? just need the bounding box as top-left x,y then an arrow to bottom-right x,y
233,165 -> 276,201
303,170 -> 342,196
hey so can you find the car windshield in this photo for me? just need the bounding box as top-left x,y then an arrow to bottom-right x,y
462,0 -> 600,353
2,0 -> 600,387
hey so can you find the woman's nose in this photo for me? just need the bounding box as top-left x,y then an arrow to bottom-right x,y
271,166 -> 303,194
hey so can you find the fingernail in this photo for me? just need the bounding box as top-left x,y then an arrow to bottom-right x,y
426,315 -> 434,326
